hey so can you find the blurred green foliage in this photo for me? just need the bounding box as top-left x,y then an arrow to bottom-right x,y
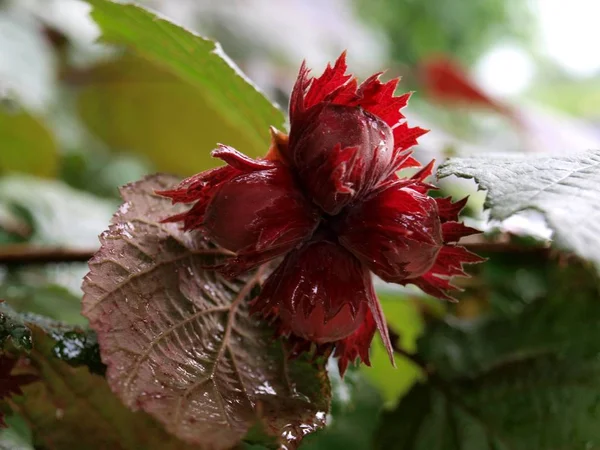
362,294 -> 425,407
77,54 -> 273,175
0,267 -> 86,325
0,413 -> 33,450
0,108 -> 57,177
357,0 -> 533,67
376,257 -> 600,449
528,77 -> 600,119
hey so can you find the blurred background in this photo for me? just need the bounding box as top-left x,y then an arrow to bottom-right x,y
1,0 -> 599,448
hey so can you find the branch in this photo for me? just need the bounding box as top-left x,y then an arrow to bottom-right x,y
0,245 -> 96,265
0,234 -> 551,265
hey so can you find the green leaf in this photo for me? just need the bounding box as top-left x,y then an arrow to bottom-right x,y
419,260 -> 600,380
60,148 -> 153,199
77,54 -> 270,176
6,325 -> 200,450
438,150 -> 600,267
83,0 -> 285,173
0,108 -> 57,177
0,270 -> 87,326
375,257 -> 600,449
82,174 -> 330,450
0,175 -> 117,248
378,356 -> 600,450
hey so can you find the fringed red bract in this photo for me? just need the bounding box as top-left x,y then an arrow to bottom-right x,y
158,53 -> 483,375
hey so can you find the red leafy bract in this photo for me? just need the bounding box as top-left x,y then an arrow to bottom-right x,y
160,52 -> 483,375
203,161 -> 318,257
251,240 -> 392,364
286,53 -> 426,213
338,184 -> 443,282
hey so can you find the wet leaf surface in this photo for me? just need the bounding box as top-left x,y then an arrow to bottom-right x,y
49,328 -> 105,376
438,149 -> 600,268
8,326 -> 200,450
1,308 -> 194,447
82,174 -> 330,449
0,304 -> 33,352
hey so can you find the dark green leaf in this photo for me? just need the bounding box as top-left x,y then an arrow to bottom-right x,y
0,304 -> 32,352
438,150 -> 600,267
7,325 -> 200,450
50,328 -> 105,376
378,356 -> 600,450
0,308 -> 103,372
376,257 -> 600,449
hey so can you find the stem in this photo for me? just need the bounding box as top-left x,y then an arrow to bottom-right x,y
0,245 -> 95,264
0,236 -> 550,265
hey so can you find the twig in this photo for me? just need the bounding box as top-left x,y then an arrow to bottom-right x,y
0,234 -> 550,265
0,244 -> 96,264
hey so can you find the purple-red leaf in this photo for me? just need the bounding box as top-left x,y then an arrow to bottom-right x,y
0,355 -> 36,428
82,174 -> 330,450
